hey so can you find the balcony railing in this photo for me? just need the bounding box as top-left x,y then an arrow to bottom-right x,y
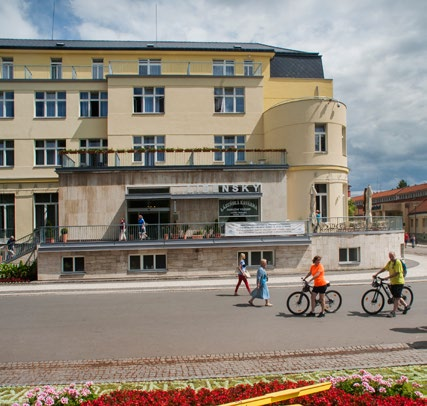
39,217 -> 402,244
1,61 -> 263,80
312,216 -> 403,233
60,149 -> 287,169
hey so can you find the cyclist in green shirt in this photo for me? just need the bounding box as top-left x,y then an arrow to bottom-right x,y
373,251 -> 410,317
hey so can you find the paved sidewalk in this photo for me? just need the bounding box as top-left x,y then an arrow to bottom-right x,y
1,343 -> 426,387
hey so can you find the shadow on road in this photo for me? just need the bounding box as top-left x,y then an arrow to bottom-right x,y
391,327 -> 427,334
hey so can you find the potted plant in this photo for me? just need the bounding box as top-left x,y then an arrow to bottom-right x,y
192,229 -> 204,239
213,219 -> 221,238
61,228 -> 68,243
45,221 -> 55,243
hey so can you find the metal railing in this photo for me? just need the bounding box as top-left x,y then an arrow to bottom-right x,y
39,216 -> 403,244
1,61 -> 263,80
311,216 -> 403,233
1,230 -> 39,263
61,149 -> 287,169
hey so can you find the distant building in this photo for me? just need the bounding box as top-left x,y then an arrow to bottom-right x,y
352,183 -> 427,241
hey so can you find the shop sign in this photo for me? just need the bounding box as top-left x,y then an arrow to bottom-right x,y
225,221 -> 306,236
219,200 -> 258,217
171,184 -> 261,195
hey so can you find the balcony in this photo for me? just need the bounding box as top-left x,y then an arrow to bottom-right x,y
1,61 -> 263,80
39,217 -> 402,245
60,149 -> 288,169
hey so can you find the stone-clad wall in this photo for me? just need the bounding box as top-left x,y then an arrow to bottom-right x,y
37,231 -> 402,280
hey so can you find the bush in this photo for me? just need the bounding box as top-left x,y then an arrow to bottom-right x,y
0,260 -> 37,282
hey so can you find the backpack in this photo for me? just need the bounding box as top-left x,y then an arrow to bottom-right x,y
400,259 -> 407,277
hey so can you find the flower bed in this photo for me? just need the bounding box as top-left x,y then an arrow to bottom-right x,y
11,371 -> 424,406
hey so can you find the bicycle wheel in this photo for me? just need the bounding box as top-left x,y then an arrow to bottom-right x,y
361,289 -> 385,315
398,286 -> 414,310
325,290 -> 342,313
287,292 -> 310,315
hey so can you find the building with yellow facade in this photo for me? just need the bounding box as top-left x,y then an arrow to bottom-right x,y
0,38 -> 365,279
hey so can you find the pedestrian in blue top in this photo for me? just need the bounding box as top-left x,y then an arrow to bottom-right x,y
248,258 -> 272,307
138,214 -> 147,240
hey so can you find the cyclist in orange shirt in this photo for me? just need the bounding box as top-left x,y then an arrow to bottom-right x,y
303,255 -> 328,318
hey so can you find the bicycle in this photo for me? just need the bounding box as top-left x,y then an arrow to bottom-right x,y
361,277 -> 414,315
286,279 -> 342,315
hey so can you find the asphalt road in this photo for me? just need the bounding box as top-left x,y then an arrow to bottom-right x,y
1,281 -> 426,363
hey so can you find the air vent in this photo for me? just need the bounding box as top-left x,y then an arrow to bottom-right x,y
146,44 -> 154,47
56,42 -> 65,47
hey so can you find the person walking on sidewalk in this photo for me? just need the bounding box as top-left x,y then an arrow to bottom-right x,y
234,253 -> 251,295
303,255 -> 328,318
248,258 -> 272,307
372,251 -> 410,318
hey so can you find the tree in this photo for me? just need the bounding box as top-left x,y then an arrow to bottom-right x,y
348,199 -> 356,216
397,179 -> 408,189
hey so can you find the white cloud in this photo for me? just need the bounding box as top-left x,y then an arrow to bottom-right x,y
1,0 -> 426,195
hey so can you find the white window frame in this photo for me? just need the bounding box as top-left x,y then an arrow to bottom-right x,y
34,139 -> 65,166
92,58 -> 104,79
238,250 -> 274,267
0,91 -> 14,118
1,57 -> 13,79
50,58 -> 62,79
0,140 -> 14,166
133,87 -> 165,114
35,91 -> 66,118
315,184 -> 328,219
79,139 -> 108,167
62,257 -> 85,273
214,87 -> 244,113
80,91 -> 108,117
339,247 -> 360,264
129,254 -> 166,271
213,60 -> 235,76
214,135 -> 245,162
138,59 -> 161,75
133,136 -> 165,164
315,124 -> 327,152
244,60 -> 254,76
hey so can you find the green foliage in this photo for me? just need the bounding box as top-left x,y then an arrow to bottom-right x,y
397,179 -> 409,189
0,260 -> 37,282
348,199 -> 357,216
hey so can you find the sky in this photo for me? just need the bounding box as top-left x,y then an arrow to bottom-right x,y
0,0 -> 426,197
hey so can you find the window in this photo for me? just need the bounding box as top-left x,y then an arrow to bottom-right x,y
0,194 -> 15,239
238,251 -> 274,267
129,254 -> 166,271
133,87 -> 164,113
34,193 -> 58,229
63,257 -> 85,273
133,135 -> 165,165
79,139 -> 108,167
244,60 -> 254,76
214,87 -> 244,113
315,124 -> 326,152
1,57 -> 13,79
35,140 -> 65,166
80,91 -> 108,117
92,58 -> 104,79
35,91 -> 66,118
315,184 -> 328,219
50,58 -> 62,79
0,140 -> 13,166
0,91 -> 14,118
339,247 -> 360,263
214,135 -> 245,164
139,59 -> 161,75
342,126 -> 347,156
213,60 -> 234,76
